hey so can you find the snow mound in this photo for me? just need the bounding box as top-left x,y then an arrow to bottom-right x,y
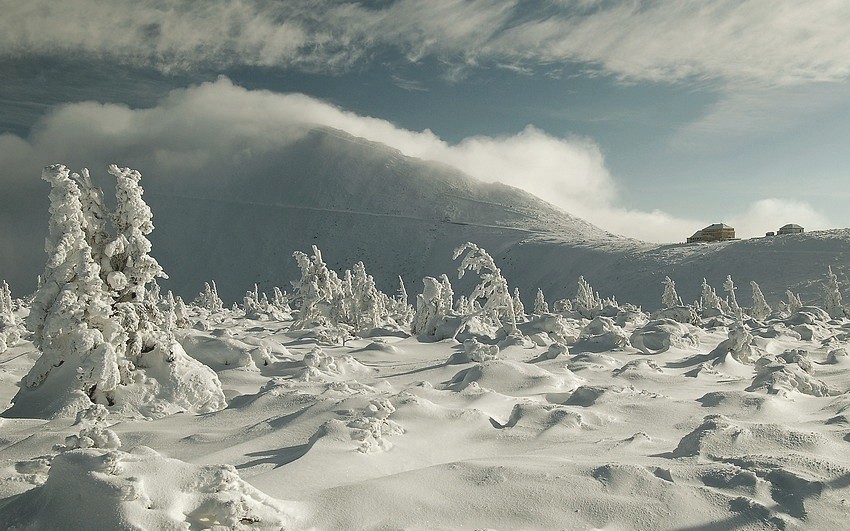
447,359 -> 583,396
748,355 -> 836,397
464,338 -> 500,362
5,341 -> 226,420
179,332 -> 274,371
573,316 -> 629,353
529,314 -> 580,345
630,319 -> 700,354
671,414 -> 830,458
651,306 -> 699,325
501,402 -> 586,432
298,346 -> 373,381
612,359 -> 664,378
0,446 -> 295,530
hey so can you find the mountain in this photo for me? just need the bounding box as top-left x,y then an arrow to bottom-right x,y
144,126 -> 646,303
141,126 -> 849,309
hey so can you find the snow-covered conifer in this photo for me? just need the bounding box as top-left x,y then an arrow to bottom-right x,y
412,276 -> 452,336
575,276 -> 602,319
661,276 -> 682,309
389,276 -> 414,329
750,281 -> 771,320
291,246 -> 342,328
453,242 -> 517,334
195,281 -> 224,313
723,275 -> 740,316
24,165 -> 119,408
11,164 -> 225,419
699,278 -> 722,317
348,261 -> 387,331
512,288 -> 525,321
786,289 -> 803,313
823,266 -> 845,319
534,288 -> 549,315
0,280 -> 23,353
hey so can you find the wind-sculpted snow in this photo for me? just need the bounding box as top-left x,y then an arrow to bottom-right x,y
3,298 -> 850,529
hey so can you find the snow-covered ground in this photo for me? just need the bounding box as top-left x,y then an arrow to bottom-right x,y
2,299 -> 850,529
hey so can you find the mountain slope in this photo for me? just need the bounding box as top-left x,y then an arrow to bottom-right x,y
143,126 -> 849,309
146,126 -> 649,303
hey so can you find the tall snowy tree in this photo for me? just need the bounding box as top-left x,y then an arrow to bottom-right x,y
785,289 -> 803,313
750,281 -> 771,320
723,275 -> 741,316
291,246 -> 342,328
823,266 -> 845,319
24,165 -> 120,409
0,280 -> 23,353
533,288 -> 549,315
412,276 -> 453,336
453,242 -> 518,334
575,276 -> 602,319
512,288 -> 526,321
661,276 -> 682,309
11,164 -> 225,419
699,278 -> 722,317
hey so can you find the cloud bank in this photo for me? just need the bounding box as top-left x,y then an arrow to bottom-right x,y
2,1 -> 850,86
0,78 -> 827,250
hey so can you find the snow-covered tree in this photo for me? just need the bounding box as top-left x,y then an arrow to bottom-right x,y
24,165 -> 119,408
271,287 -> 291,315
194,281 -> 224,313
453,242 -> 517,334
454,294 -> 472,315
11,164 -> 225,419
389,276 -> 414,329
786,289 -> 803,313
750,281 -> 771,320
699,278 -> 723,317
291,246 -> 342,328
412,276 -> 452,336
348,261 -> 387,331
661,276 -> 682,309
723,275 -> 740,316
823,266 -> 845,319
512,288 -> 525,321
0,280 -> 24,353
534,288 -> 549,315
575,276 -> 602,319
103,165 -> 167,303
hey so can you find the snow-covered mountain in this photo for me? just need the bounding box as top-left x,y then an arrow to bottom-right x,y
143,126 -> 848,309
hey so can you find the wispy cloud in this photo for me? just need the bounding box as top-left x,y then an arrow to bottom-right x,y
2,1 -> 850,86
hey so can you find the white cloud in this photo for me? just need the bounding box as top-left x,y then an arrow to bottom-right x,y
0,78 -> 832,246
2,1 -> 850,86
728,198 -> 831,239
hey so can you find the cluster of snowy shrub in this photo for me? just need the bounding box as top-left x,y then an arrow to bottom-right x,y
6,163 -> 850,420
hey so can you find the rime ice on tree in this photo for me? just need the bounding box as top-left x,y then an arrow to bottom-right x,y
749,281 -> 771,321
534,288 -> 549,315
661,276 -> 682,309
453,242 -> 518,335
8,164 -> 225,420
823,266 -> 845,319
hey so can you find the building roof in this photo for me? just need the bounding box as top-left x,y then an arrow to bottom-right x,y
704,223 -> 733,230
690,230 -> 703,238
780,223 -> 803,229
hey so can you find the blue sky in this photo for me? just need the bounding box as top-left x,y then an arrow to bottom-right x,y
1,0 -> 849,243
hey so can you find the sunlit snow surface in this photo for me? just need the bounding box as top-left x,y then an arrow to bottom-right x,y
2,305 -> 850,530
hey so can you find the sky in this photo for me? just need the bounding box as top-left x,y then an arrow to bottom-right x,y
1,0 -> 849,252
